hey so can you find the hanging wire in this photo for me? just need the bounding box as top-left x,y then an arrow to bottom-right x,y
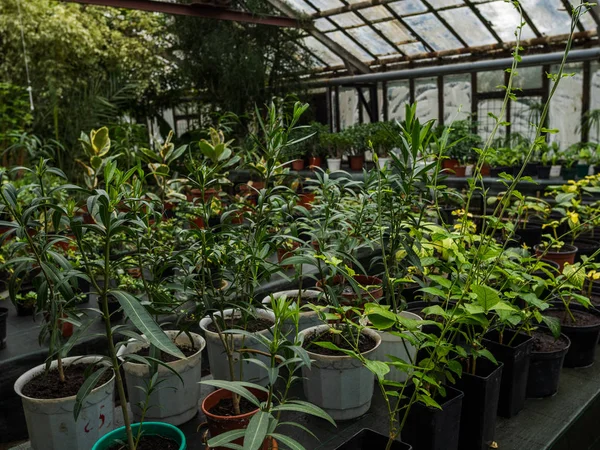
16,0 -> 34,111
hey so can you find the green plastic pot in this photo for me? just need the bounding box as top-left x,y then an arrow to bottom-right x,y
92,422 -> 186,450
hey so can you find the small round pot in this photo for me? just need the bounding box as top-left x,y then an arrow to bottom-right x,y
534,244 -> 578,272
299,325 -> 381,420
573,238 -> 600,263
92,422 -> 186,450
16,301 -> 35,317
442,159 -> 459,170
291,159 -> 305,171
453,166 -> 467,177
199,309 -> 275,386
576,163 -> 590,179
118,331 -> 206,425
327,158 -> 342,171
376,157 -> 391,169
277,241 -> 301,269
316,274 -> 383,304
562,166 -> 577,181
537,165 -> 552,179
0,307 -> 8,349
526,332 -> 571,398
15,356 -> 115,450
261,289 -> 327,334
517,222 -> 544,248
349,154 -> 365,171
297,192 -> 316,210
308,156 -> 322,169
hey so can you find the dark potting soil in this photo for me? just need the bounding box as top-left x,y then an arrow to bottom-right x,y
135,343 -> 198,363
206,317 -> 273,333
107,435 -> 179,450
545,309 -> 600,327
22,363 -> 113,399
304,329 -> 377,356
531,330 -> 569,352
208,396 -> 258,416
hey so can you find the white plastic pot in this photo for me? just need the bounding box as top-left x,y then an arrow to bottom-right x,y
550,165 -> 562,178
118,330 -> 206,425
299,325 -> 381,421
261,289 -> 327,336
377,157 -> 392,169
14,356 -> 115,450
199,309 -> 275,386
327,158 -> 342,171
371,311 -> 423,383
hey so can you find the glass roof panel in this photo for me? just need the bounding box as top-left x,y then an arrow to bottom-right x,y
360,6 -> 391,21
374,20 -> 414,45
330,12 -> 365,28
389,0 -> 429,16
519,0 -> 572,35
399,42 -> 428,55
404,13 -> 463,51
439,7 -> 497,46
302,36 -> 344,67
348,26 -> 396,55
427,0 -> 464,7
568,0 -> 596,30
476,1 -> 537,41
309,0 -> 344,10
325,31 -> 375,62
281,0 -> 317,14
314,17 -> 336,32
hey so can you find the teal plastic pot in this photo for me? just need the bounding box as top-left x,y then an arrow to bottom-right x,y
92,422 -> 186,450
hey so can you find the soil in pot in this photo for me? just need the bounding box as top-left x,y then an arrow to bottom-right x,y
303,328 -> 377,356
21,363 -> 113,399
544,307 -> 600,367
573,238 -> 600,263
134,343 -> 199,363
107,436 -> 179,450
207,396 -> 258,416
205,316 -> 273,333
526,331 -> 570,398
317,274 -> 383,303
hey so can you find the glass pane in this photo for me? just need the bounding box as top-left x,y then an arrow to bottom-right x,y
444,74 -> 472,123
388,81 -> 411,121
477,99 -> 506,140
339,88 -> 359,129
567,0 -> 597,30
513,66 -> 542,90
314,18 -> 336,32
439,7 -> 496,46
310,0 -> 344,9
428,0 -> 463,7
511,96 -> 543,141
375,20 -> 414,45
415,78 -> 439,123
476,1 -> 536,41
330,12 -> 364,28
590,62 -> 600,143
302,37 -> 344,66
361,6 -> 390,21
348,26 -> 396,56
389,0 -> 428,15
549,62 -> 583,149
325,31 -> 374,62
520,0 -> 572,35
281,0 -> 316,14
404,14 -> 463,51
478,71 -> 504,93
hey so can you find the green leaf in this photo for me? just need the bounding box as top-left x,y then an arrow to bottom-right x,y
244,410 -> 270,450
207,430 -> 247,448
419,287 -> 446,298
200,380 -> 266,407
364,359 -> 390,381
541,315 -> 561,339
74,366 -> 110,420
471,284 -> 501,311
269,434 -> 306,450
110,290 -> 184,359
272,400 -> 336,426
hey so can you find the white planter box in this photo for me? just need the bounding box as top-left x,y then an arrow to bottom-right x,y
199,309 -> 275,386
299,325 -> 381,421
118,330 -> 206,425
14,356 -> 115,450
327,158 -> 342,171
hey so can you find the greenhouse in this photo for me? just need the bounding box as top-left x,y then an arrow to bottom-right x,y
1,0 -> 600,449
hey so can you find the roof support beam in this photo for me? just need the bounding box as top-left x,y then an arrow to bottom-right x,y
60,0 -> 300,27
264,0 -> 371,73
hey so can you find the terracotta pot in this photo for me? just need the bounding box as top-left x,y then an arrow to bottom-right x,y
349,154 -> 365,171
481,163 -> 491,176
453,166 -> 467,177
44,312 -> 73,338
442,158 -> 459,170
277,241 -> 301,269
291,159 -> 305,171
201,388 -> 273,450
298,192 -> 316,210
534,244 -> 578,272
308,156 -> 322,169
316,274 -> 383,304
187,188 -> 220,202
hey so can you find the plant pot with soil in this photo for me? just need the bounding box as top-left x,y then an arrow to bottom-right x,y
573,238 -> 600,263
327,158 -> 342,171
13,289 -> 36,317
14,356 -> 115,450
537,165 -> 552,179
118,330 -> 206,426
92,422 -> 186,450
335,428 -> 412,450
534,244 -> 578,272
291,159 -> 305,171
526,331 -> 571,398
454,358 -> 503,450
299,324 -> 381,421
543,304 -> 600,368
308,156 -> 322,169
261,289 -> 327,334
316,274 -> 383,306
0,306 -> 7,349
199,309 -> 275,386
349,154 -> 365,171
482,329 -> 533,418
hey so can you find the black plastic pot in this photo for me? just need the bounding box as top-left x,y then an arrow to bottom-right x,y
537,165 -> 552,179
562,166 -> 577,181
490,167 -> 510,177
402,385 -> 463,450
0,307 -> 7,349
526,331 -> 570,398
439,206 -> 458,225
573,238 -> 600,263
401,283 -> 424,303
517,223 -> 544,248
482,329 -> 533,418
493,233 -> 522,248
335,429 -> 412,450
16,301 -> 35,316
406,301 -> 442,336
524,162 -> 538,177
98,296 -> 124,321
455,358 -> 503,450
576,163 -> 590,179
544,306 -> 600,368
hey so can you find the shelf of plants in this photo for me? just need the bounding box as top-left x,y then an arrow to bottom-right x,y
3,8 -> 600,448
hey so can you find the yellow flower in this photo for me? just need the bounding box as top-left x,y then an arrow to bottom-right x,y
567,211 -> 579,225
